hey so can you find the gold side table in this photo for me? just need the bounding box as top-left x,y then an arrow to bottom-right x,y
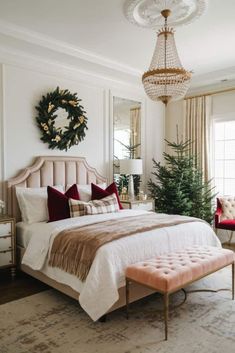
0,215 -> 16,277
121,199 -> 154,212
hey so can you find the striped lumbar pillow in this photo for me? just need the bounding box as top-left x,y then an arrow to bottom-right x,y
69,193 -> 119,217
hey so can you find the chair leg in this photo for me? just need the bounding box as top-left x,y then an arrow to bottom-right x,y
163,293 -> 169,341
126,278 -> 129,320
232,263 -> 234,301
228,231 -> 234,244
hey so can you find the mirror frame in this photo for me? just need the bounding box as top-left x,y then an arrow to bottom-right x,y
109,89 -> 146,190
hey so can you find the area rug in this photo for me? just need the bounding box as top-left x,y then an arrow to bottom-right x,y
0,268 -> 234,353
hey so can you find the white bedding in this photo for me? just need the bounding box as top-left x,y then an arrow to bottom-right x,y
21,210 -> 221,321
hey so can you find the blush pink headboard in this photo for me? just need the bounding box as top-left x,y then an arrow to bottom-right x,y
7,156 -> 107,222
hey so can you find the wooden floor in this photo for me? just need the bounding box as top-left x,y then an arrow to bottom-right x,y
0,268 -> 49,305
0,243 -> 234,306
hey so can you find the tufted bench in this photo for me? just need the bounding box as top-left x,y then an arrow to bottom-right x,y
125,246 -> 235,340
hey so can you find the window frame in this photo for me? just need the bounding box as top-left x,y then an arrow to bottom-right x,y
211,113 -> 235,196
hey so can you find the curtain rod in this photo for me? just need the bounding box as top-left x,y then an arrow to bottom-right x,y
184,86 -> 235,100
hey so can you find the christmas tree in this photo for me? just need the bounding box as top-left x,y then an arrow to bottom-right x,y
148,139 -> 216,224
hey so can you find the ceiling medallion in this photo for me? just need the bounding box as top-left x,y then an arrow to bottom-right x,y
124,0 -> 207,29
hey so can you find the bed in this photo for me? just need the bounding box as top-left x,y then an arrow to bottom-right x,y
7,156 -> 220,321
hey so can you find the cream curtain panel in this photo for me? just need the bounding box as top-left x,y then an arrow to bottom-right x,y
130,107 -> 141,158
184,95 -> 211,181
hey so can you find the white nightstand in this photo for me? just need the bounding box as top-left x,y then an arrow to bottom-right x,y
121,199 -> 154,212
0,215 -> 16,277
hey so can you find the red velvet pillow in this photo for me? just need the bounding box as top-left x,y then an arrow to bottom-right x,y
91,182 -> 123,210
47,184 -> 80,222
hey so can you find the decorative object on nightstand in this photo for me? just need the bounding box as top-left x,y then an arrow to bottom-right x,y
0,215 -> 16,277
121,199 -> 154,212
120,187 -> 128,201
119,159 -> 143,200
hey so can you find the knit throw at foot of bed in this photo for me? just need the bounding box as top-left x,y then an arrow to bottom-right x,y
49,213 -> 202,281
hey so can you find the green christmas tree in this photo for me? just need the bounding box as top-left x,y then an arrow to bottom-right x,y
148,139 -> 216,224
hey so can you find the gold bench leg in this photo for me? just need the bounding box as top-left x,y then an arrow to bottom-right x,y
164,293 -> 169,341
228,231 -> 234,244
126,278 -> 129,319
232,263 -> 234,300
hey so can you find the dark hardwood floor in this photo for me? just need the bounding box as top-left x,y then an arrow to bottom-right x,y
0,243 -> 234,306
0,268 -> 49,305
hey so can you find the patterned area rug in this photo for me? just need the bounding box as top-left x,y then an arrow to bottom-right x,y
0,268 -> 234,353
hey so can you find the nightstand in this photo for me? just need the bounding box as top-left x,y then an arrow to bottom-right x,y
0,215 -> 16,277
121,199 -> 154,212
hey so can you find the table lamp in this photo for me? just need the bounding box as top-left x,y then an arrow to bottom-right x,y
119,159 -> 143,200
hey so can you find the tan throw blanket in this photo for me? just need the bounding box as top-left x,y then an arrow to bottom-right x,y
49,213 -> 201,281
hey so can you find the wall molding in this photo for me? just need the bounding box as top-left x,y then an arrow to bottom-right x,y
0,19 -> 141,80
0,64 -> 7,202
0,45 -> 143,91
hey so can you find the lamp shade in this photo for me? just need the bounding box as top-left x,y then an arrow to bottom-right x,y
119,159 -> 143,175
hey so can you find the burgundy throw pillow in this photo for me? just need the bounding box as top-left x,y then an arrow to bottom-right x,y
91,182 -> 123,210
47,184 -> 80,222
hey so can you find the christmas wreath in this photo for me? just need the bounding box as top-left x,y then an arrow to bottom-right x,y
35,87 -> 88,151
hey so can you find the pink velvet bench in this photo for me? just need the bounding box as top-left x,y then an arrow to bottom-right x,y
125,246 -> 235,340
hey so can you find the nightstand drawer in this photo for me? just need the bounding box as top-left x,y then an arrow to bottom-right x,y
0,250 -> 12,267
131,202 -> 153,211
0,236 -> 12,251
0,222 -> 11,237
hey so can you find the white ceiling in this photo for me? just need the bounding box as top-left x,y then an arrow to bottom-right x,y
0,0 -> 235,88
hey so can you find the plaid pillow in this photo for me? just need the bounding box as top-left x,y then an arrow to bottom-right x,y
86,193 -> 119,215
69,193 -> 119,218
69,198 -> 87,217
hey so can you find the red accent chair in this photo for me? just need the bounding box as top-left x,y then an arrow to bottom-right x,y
215,197 -> 235,244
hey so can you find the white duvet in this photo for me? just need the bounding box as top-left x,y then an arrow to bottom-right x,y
21,210 -> 220,321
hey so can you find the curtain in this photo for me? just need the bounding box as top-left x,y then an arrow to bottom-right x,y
130,107 -> 141,158
184,95 -> 211,181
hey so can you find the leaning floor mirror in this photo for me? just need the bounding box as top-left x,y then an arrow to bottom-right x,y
113,96 -> 142,199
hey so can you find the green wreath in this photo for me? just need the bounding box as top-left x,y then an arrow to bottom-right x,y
35,87 -> 88,151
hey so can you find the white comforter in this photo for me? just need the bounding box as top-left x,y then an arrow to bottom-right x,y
22,210 -> 220,321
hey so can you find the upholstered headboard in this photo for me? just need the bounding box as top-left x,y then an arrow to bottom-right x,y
7,156 -> 107,222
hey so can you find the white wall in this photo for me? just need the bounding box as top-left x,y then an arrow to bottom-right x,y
145,99 -> 165,180
166,91 -> 235,143
165,100 -> 184,152
211,91 -> 235,116
0,59 -> 165,203
3,64 -> 106,179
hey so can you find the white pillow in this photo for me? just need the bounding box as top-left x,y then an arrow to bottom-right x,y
16,186 -> 64,224
66,183 -> 106,202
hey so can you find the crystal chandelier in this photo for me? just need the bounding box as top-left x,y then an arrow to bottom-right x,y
142,9 -> 192,105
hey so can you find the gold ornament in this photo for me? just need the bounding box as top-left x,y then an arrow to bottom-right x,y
48,102 -> 55,113
55,135 -> 61,142
68,100 -> 78,107
79,116 -> 84,124
73,123 -> 81,130
52,135 -> 61,142
62,99 -> 67,104
43,125 -> 49,131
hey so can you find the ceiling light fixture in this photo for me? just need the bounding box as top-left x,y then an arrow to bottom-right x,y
142,9 -> 191,105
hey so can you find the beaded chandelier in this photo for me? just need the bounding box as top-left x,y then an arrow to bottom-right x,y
142,9 -> 192,105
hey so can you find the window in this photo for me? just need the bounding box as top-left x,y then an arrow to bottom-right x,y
213,120 -> 235,195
